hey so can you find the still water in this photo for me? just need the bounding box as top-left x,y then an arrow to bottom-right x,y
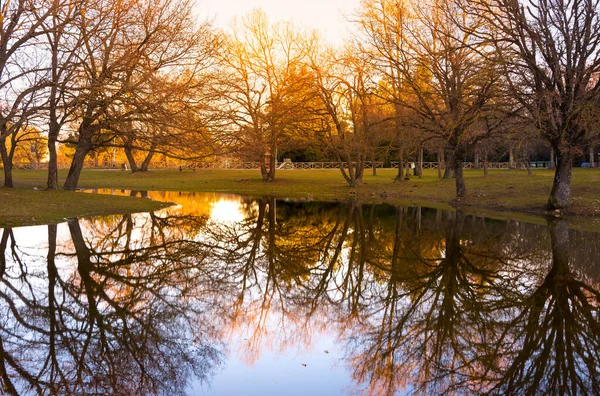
2,191 -> 600,395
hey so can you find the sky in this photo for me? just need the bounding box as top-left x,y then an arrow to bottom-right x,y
195,0 -> 361,44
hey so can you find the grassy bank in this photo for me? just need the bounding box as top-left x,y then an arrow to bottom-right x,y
0,188 -> 169,227
4,167 -> 600,228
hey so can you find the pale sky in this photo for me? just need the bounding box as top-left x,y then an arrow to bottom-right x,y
195,0 -> 361,44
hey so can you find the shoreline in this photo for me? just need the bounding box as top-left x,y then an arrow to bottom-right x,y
3,168 -> 599,230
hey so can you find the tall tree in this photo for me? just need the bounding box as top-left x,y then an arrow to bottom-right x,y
354,0 -> 419,182
217,11 -> 316,181
475,0 -> 600,209
0,0 -> 51,187
306,40 -> 381,187
114,69 -> 220,172
356,0 -> 501,197
41,0 -> 80,189
61,0 -> 213,190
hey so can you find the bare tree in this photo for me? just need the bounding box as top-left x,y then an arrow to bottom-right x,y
60,0 -> 214,190
475,0 -> 600,209
42,0 -> 81,189
0,0 -> 51,187
113,68 -> 221,172
354,0 -> 421,182
216,11 -> 317,181
306,40 -> 383,187
356,0 -> 502,197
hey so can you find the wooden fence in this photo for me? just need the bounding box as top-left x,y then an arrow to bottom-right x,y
220,161 -> 543,170
9,160 -> 549,170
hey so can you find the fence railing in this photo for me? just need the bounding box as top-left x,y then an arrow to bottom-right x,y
217,161 -> 543,170
13,161 -> 76,170
190,161 -> 542,170
8,160 -> 550,171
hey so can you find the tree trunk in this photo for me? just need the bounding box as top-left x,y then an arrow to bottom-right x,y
443,151 -> 454,179
349,171 -> 359,187
345,153 -> 362,187
547,152 -> 573,210
260,159 -> 269,181
395,152 -> 404,182
47,24 -> 62,190
371,150 -> 377,176
453,154 -> 466,198
356,154 -> 365,185
474,150 -> 480,169
124,144 -> 140,172
525,160 -> 532,175
346,158 -> 356,187
522,144 -> 532,175
138,150 -> 155,172
550,147 -> 556,169
338,162 -> 352,186
47,120 -> 59,189
0,139 -> 14,188
483,151 -> 489,176
393,106 -> 403,183
267,149 -> 276,181
63,129 -> 94,190
417,146 -> 423,178
590,145 -> 596,168
438,150 -> 444,178
47,141 -> 58,189
509,147 -> 514,169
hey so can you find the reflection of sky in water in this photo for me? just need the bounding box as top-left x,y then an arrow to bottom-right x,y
195,334 -> 361,396
8,192 -> 380,395
209,199 -> 247,224
2,191 -> 600,395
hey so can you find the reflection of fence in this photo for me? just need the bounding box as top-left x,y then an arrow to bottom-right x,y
8,160 -> 550,170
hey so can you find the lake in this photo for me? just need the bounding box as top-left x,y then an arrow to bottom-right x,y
1,191 -> 599,395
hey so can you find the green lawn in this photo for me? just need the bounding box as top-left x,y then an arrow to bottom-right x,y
0,188 -> 168,227
4,167 -> 600,229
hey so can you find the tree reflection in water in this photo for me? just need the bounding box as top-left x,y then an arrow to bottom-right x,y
493,218 -> 600,396
0,214 -> 222,395
191,196 -> 600,395
0,193 -> 599,395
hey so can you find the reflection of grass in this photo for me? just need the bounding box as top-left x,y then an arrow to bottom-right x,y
7,168 -> 600,229
0,188 -> 168,227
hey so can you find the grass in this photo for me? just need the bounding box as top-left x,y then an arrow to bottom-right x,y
5,167 -> 600,229
0,187 -> 168,227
